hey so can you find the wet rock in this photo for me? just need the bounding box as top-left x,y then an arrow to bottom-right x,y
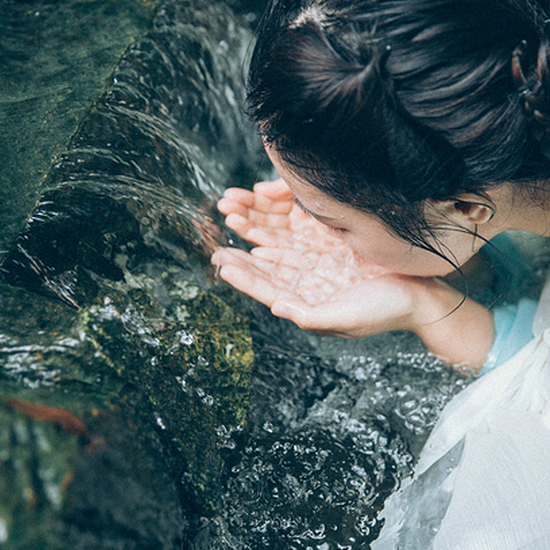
0,0 -> 259,547
0,0 -> 156,261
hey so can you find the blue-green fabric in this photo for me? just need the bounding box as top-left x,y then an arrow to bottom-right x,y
481,298 -> 538,375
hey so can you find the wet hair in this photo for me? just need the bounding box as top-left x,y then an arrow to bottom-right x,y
247,0 -> 550,256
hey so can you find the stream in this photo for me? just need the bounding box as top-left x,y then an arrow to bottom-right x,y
0,0 -> 544,548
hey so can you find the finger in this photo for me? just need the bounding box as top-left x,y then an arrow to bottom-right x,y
212,246 -> 280,273
271,300 -> 367,337
217,197 -> 249,217
270,301 -> 319,328
211,246 -> 249,266
224,214 -> 291,247
250,247 -> 317,268
213,246 -> 303,286
253,178 -> 294,200
217,263 -> 296,309
218,198 -> 292,233
223,186 -> 293,214
212,247 -> 262,269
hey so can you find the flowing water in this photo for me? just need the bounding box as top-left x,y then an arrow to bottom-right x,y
0,1 -> 546,548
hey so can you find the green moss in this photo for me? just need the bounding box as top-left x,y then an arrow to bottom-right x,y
78,268 -> 254,511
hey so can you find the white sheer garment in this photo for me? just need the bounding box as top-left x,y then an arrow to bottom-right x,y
373,280 -> 550,550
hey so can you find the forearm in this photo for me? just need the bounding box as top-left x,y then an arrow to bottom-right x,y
409,279 -> 494,373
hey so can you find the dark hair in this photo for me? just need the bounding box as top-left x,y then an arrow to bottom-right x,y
247,0 -> 550,254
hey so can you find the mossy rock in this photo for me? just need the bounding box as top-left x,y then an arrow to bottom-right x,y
80,272 -> 254,512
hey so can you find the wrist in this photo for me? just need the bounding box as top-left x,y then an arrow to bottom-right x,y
405,278 -> 495,371
398,277 -> 456,333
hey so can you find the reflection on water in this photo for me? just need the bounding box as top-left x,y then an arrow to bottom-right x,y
0,0 -> 541,549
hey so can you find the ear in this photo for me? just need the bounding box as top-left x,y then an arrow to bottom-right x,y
430,195 -> 495,227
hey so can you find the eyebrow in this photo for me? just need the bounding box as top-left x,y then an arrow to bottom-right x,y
294,197 -> 339,222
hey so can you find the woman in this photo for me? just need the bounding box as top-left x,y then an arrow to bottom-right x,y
212,0 -> 550,546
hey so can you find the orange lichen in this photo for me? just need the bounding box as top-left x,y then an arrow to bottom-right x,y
4,398 -> 88,437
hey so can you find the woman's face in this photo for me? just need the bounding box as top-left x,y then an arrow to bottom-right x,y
266,147 -> 486,277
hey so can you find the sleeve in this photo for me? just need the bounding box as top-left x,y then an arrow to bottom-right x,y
480,298 -> 538,375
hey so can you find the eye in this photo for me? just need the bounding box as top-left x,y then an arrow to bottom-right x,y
329,226 -> 348,234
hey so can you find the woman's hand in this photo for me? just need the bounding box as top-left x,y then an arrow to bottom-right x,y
212,179 -> 427,338
212,179 -> 495,370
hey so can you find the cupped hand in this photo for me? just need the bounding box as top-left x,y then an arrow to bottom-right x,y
212,179 -> 427,338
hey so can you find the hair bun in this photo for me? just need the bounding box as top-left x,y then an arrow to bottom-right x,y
512,32 -> 550,158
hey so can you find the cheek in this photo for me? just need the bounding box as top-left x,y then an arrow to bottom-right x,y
344,231 -> 408,264
342,231 -> 411,263
344,233 -> 459,276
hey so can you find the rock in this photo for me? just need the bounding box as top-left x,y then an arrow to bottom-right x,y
0,0 -> 261,547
